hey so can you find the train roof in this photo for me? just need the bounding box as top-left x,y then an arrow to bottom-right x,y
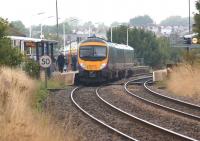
107,42 -> 134,50
80,37 -> 134,50
80,37 -> 107,44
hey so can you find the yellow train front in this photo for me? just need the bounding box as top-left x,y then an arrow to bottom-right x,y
77,37 -> 135,83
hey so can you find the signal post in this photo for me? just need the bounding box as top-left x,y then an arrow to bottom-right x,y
39,55 -> 52,88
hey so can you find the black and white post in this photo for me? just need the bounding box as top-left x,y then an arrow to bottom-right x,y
39,55 -> 52,88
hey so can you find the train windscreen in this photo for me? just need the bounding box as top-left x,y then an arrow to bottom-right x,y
79,46 -> 107,61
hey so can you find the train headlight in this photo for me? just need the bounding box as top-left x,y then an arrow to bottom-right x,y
100,63 -> 106,69
80,63 -> 86,69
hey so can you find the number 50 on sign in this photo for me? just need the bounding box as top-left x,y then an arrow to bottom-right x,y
39,55 -> 52,68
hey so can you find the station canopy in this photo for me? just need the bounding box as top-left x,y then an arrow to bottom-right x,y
7,36 -> 58,44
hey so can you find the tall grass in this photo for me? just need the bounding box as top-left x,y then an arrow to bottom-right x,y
167,64 -> 200,98
0,67 -> 75,141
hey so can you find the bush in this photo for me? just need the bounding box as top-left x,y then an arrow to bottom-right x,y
0,38 -> 23,67
23,58 -> 40,78
0,18 -> 23,67
182,49 -> 200,66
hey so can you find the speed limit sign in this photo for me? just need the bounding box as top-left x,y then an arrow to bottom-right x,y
39,55 -> 52,68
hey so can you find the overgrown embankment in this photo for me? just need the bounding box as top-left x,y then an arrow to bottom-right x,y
0,67 -> 75,141
167,64 -> 200,99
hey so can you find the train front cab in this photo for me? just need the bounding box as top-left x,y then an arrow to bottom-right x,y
77,40 -> 109,83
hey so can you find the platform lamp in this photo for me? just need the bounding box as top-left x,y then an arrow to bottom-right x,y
29,12 -> 45,38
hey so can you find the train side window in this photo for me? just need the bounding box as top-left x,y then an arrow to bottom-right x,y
110,46 -> 115,62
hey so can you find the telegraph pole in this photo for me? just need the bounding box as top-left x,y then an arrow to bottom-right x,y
127,27 -> 129,46
189,0 -> 191,35
187,0 -> 191,53
56,0 -> 59,40
110,26 -> 112,42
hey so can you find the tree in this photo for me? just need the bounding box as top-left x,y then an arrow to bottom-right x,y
106,26 -> 179,68
129,15 -> 153,27
194,0 -> 200,38
111,21 -> 121,27
10,20 -> 27,35
0,17 -> 23,67
107,25 -> 127,43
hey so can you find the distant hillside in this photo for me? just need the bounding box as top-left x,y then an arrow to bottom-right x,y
160,16 -> 194,26
7,21 -> 27,36
7,26 -> 26,36
129,15 -> 154,26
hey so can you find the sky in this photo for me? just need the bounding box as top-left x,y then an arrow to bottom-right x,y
0,0 -> 197,27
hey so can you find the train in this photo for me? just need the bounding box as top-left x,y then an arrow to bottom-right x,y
76,37 -> 148,82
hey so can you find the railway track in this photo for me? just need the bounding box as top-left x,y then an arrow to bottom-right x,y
125,79 -> 200,121
71,87 -> 138,141
144,80 -> 200,113
145,81 -> 200,107
71,76 -> 199,141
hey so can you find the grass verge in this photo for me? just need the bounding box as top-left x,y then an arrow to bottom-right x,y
167,64 -> 200,99
35,74 -> 68,111
0,67 -> 76,141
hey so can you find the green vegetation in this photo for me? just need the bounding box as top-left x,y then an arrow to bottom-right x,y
194,0 -> 200,38
107,26 -> 182,68
47,78 -> 68,89
35,78 -> 68,111
35,82 -> 49,112
155,80 -> 167,89
0,17 -> 41,77
129,15 -> 153,26
10,20 -> 28,35
182,0 -> 200,65
182,49 -> 200,65
0,17 -> 23,67
23,58 -> 40,78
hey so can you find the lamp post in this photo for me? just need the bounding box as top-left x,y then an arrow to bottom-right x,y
127,27 -> 129,46
58,17 -> 66,47
29,12 -> 45,38
94,22 -> 100,32
111,27 -> 113,42
65,18 -> 78,54
127,26 -> 134,46
29,26 -> 32,38
56,0 -> 59,40
69,18 -> 78,71
60,18 -> 78,71
59,18 -> 78,48
189,0 -> 191,35
62,22 -> 67,48
110,24 -> 122,42
89,25 -> 91,37
40,16 -> 54,39
28,12 -> 45,56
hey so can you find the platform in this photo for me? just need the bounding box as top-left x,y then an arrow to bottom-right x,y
52,71 -> 78,85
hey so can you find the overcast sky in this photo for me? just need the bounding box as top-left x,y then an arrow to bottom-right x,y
0,0 -> 197,27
